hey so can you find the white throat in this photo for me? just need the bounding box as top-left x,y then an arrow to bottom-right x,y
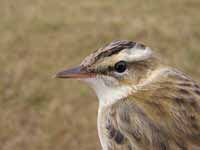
84,76 -> 136,150
84,76 -> 134,107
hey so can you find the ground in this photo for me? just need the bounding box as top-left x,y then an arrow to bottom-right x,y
1,0 -> 200,149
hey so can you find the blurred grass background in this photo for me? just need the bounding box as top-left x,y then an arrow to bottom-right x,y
1,0 -> 200,149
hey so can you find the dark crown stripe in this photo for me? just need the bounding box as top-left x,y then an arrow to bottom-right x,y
81,40 -> 144,67
96,40 -> 136,60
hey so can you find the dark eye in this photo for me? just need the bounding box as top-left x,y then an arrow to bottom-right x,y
114,61 -> 127,73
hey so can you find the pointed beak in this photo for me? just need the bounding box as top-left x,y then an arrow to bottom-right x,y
54,66 -> 96,79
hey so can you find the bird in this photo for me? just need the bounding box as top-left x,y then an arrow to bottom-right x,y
55,40 -> 200,150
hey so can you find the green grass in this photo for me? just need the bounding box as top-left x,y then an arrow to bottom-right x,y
1,0 -> 200,149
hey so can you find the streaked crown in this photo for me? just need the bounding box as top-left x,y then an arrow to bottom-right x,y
81,40 -> 153,68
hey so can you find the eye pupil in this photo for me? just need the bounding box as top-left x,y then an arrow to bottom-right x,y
114,61 -> 127,73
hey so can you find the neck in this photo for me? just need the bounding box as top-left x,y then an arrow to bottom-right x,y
84,77 -> 137,108
96,84 -> 134,107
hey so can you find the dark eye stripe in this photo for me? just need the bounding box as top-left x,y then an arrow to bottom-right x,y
93,61 -> 128,75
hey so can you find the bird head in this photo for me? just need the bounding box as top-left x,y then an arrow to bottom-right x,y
55,40 -> 161,106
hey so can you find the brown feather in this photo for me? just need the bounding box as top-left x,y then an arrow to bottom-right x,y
99,68 -> 200,150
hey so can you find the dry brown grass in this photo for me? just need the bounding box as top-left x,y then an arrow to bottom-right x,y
1,0 -> 200,149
